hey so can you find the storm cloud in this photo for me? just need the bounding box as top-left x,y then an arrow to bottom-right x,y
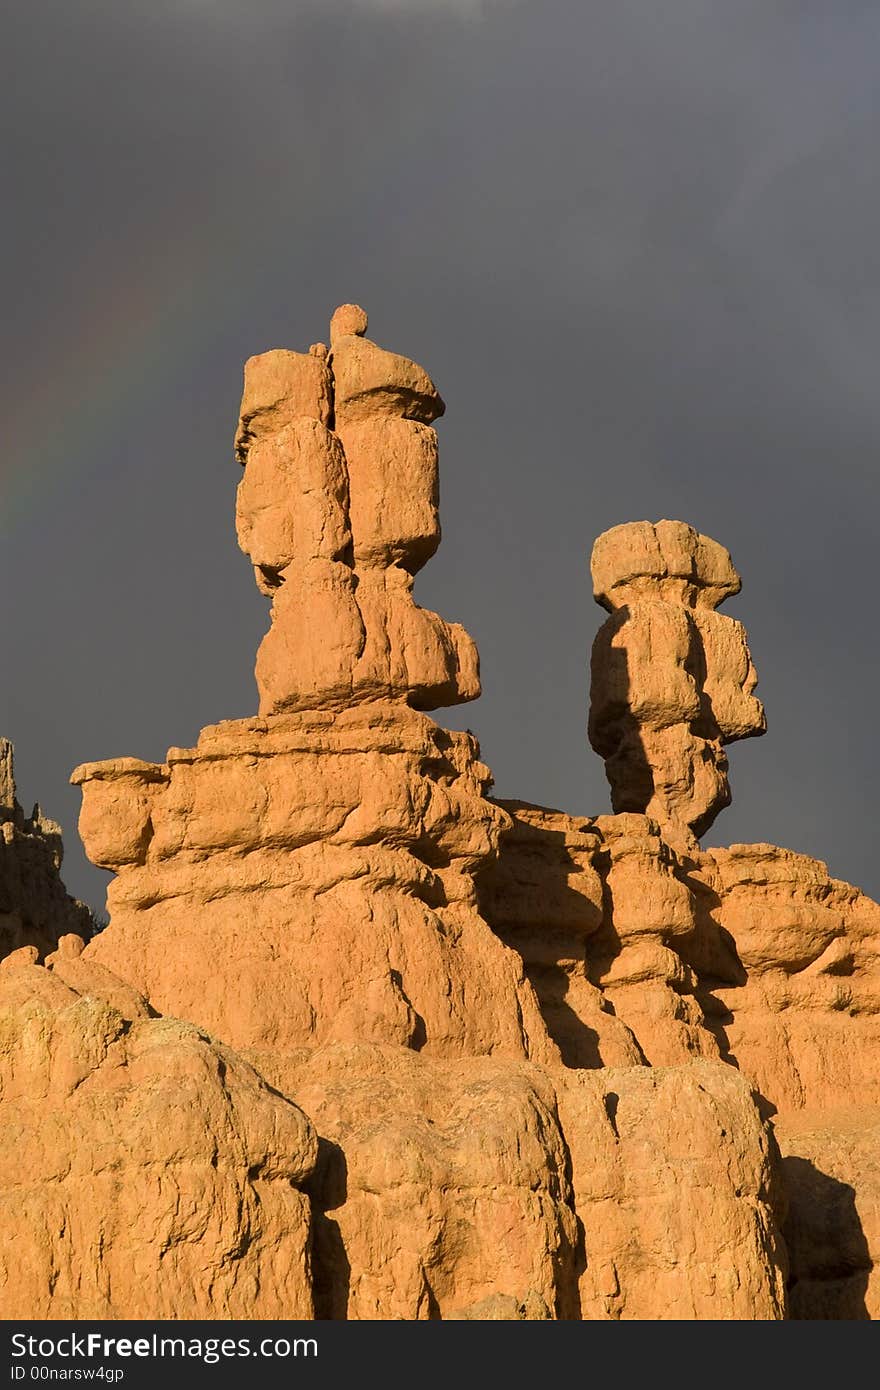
3,0 -> 880,906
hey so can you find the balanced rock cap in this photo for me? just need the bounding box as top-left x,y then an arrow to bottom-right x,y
591,519 -> 741,612
330,303 -> 369,344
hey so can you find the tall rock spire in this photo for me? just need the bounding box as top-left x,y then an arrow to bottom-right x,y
588,519 -> 765,839
235,304 -> 479,716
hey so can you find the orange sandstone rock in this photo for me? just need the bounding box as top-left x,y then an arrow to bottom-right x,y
236,419 -> 352,576
0,954 -> 316,1319
56,309 -> 878,1321
76,704 -> 553,1063
776,1107 -> 880,1319
234,348 -> 332,464
589,521 -> 765,839
692,843 -> 880,1116
557,1061 -> 787,1319
234,306 -> 472,717
250,1045 -> 785,1321
481,805 -> 721,1068
260,1045 -> 580,1321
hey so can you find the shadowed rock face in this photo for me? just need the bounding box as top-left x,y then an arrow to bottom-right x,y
6,305 -> 877,1319
776,1112 -> 880,1319
589,520 -> 766,841
0,737 -> 91,960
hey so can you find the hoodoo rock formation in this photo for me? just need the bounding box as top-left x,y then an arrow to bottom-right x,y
486,522 -> 880,1316
235,303 -> 479,716
2,306 -> 877,1320
589,520 -> 766,841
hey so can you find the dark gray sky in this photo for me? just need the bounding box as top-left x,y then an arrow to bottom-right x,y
3,0 -> 880,910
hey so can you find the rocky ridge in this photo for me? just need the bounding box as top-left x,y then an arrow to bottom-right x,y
1,306 -> 876,1319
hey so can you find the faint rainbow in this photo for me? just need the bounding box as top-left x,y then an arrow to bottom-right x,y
1,209 -> 262,527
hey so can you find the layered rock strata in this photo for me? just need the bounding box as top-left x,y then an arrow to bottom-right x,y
73,309 -> 553,1064
480,803 -> 721,1069
482,804 -> 880,1115
6,309 -> 876,1319
480,519 -> 879,1318
483,808 -> 880,1318
61,315 -> 791,1319
73,705 -> 552,1062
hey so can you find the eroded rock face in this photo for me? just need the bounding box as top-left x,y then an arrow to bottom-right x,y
257,1045 -> 580,1321
558,1061 -> 787,1320
481,805 -> 880,1321
52,309 -> 876,1320
480,803 -> 719,1069
75,705 -> 553,1063
483,808 -> 880,1113
694,844 -> 880,1117
250,1046 -> 785,1321
0,738 -> 91,959
589,521 -> 765,839
0,945 -> 316,1319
